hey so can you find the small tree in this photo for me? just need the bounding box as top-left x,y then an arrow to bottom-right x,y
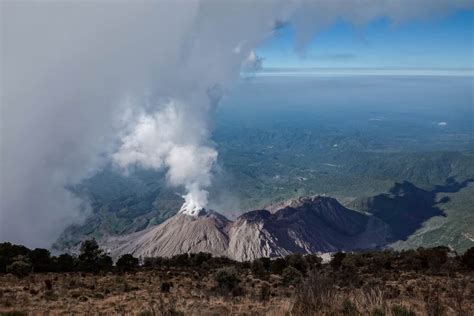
29,248 -> 52,272
78,239 -> 111,272
116,254 -> 139,272
55,253 -> 76,272
98,254 -> 113,272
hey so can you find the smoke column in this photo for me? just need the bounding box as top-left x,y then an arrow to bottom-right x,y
113,99 -> 219,216
1,0 -> 472,247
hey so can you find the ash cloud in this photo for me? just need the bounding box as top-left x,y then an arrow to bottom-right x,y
1,0 -> 473,247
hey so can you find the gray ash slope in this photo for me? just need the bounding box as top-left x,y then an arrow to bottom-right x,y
104,196 -> 390,261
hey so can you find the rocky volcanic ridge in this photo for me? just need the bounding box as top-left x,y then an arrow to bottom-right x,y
103,196 -> 391,261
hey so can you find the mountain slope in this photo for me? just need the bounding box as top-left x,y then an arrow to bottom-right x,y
228,196 -> 389,260
104,210 -> 230,258
104,196 -> 390,261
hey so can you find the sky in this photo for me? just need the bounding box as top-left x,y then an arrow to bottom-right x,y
257,8 -> 474,70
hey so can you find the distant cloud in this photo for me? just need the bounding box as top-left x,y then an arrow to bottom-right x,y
308,53 -> 358,60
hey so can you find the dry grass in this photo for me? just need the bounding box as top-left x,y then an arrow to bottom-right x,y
0,267 -> 472,315
290,271 -> 473,316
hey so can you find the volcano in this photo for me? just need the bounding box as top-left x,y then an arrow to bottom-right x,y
104,196 -> 390,261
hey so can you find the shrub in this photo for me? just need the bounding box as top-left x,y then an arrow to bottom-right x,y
44,279 -> 53,291
282,266 -> 302,285
304,254 -> 322,269
190,252 -> 212,267
161,282 -> 173,293
286,254 -> 308,273
169,254 -> 190,267
213,266 -> 241,295
55,253 -> 76,272
251,259 -> 267,278
143,257 -> 164,269
98,254 -> 113,272
391,305 -> 415,316
372,307 -> 385,316
425,287 -> 446,316
331,252 -> 346,270
0,242 -> 30,273
461,247 -> 474,270
251,257 -> 271,278
6,260 -> 31,278
116,254 -> 139,272
77,239 -> 112,272
341,299 -> 358,315
269,257 -> 287,274
260,282 -> 271,301
419,246 -> 449,271
29,248 -> 53,272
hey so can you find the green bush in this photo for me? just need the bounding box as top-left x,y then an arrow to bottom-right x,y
269,257 -> 287,274
190,252 -> 212,267
213,266 -> 241,295
251,259 -> 267,278
0,242 -> 30,273
169,254 -> 190,267
341,299 -> 358,315
116,254 -> 139,272
55,253 -> 76,272
304,254 -> 323,269
6,260 -> 31,278
286,254 -> 308,273
282,266 -> 302,285
29,248 -> 52,272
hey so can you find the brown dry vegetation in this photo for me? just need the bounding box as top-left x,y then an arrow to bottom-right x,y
0,258 -> 473,316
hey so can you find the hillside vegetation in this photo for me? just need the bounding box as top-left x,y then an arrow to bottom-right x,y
1,241 -> 474,315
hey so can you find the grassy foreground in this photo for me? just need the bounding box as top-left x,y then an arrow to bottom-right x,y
0,247 -> 473,315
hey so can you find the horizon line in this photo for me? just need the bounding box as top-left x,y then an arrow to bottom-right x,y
251,67 -> 474,77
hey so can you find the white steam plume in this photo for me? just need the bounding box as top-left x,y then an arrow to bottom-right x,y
113,100 -> 217,216
1,0 -> 473,247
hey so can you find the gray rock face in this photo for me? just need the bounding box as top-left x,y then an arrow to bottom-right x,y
103,209 -> 230,258
104,196 -> 390,261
